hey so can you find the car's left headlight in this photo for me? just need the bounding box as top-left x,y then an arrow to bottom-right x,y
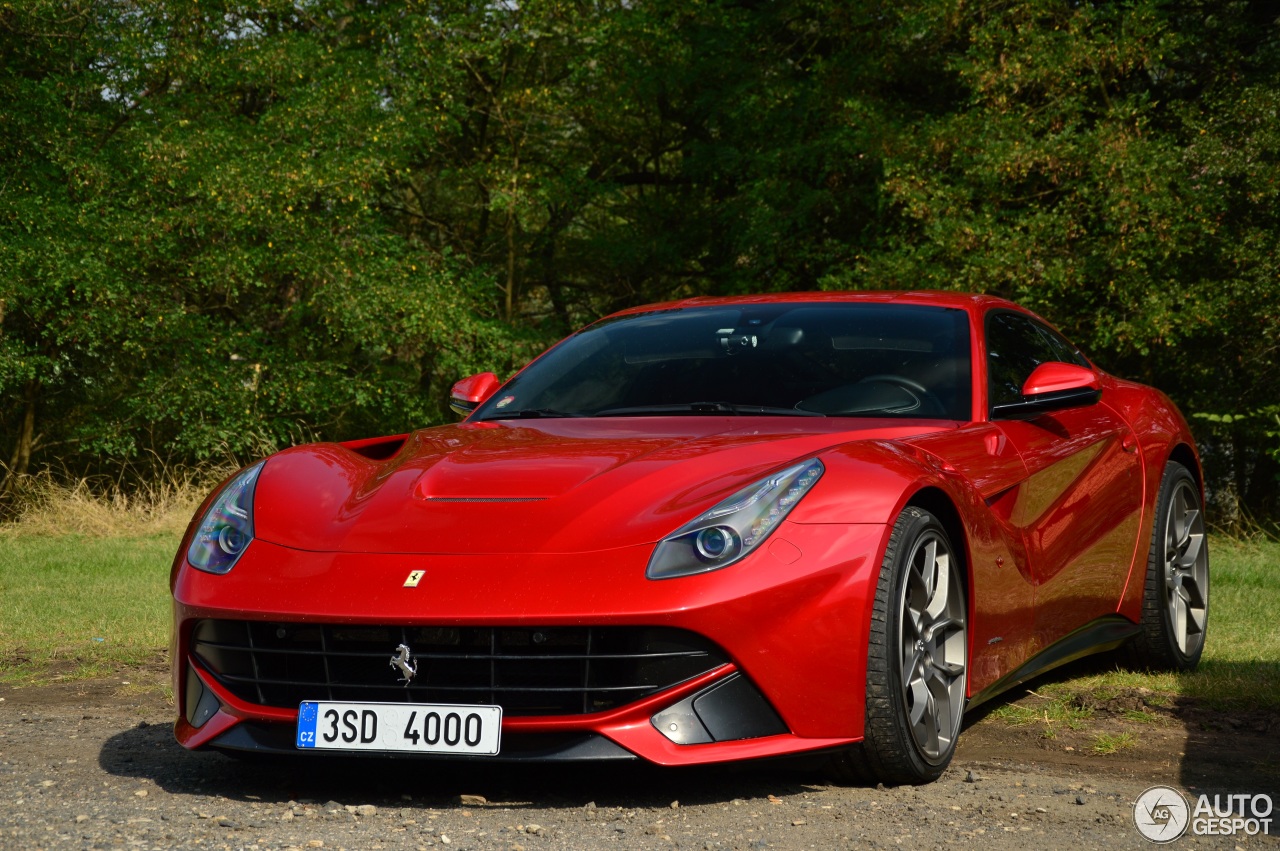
186,461 -> 265,575
646,458 -> 824,580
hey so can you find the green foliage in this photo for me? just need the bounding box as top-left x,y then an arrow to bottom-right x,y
0,1 -> 538,479
2,0 -> 1279,519
834,0 -> 1280,518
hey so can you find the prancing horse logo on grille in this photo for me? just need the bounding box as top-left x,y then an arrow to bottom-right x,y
390,643 -> 418,686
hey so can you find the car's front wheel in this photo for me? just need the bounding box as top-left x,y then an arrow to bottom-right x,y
830,506 -> 967,785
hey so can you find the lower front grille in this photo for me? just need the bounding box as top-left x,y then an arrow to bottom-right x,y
191,620 -> 728,716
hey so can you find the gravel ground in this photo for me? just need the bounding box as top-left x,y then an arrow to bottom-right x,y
2,668 -> 1277,851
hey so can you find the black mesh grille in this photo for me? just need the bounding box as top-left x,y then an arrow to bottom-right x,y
191,620 -> 728,716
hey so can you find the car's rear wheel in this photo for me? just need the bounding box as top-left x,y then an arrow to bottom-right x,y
1127,461 -> 1209,671
829,506 -> 967,785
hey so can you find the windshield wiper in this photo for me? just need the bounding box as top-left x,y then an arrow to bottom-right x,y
481,408 -> 585,420
593,402 -> 825,417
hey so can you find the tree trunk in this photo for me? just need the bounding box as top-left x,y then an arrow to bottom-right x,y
505,204 -> 517,322
503,159 -> 520,322
1,380 -> 37,494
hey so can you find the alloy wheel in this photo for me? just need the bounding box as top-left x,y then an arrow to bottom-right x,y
1164,480 -> 1208,658
896,531 -> 967,762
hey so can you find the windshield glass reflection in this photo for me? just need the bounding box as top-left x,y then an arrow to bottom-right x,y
476,303 -> 972,421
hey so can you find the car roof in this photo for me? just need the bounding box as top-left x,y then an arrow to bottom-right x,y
604,291 -> 1019,320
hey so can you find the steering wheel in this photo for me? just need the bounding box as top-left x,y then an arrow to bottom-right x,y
858,374 -> 931,395
856,374 -> 947,416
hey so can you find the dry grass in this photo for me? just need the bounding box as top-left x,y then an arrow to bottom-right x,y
1,466 -> 231,539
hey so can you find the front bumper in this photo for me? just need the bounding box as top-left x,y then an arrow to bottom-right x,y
171,520 -> 886,766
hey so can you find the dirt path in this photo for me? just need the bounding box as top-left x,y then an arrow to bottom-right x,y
1,664 -> 1276,850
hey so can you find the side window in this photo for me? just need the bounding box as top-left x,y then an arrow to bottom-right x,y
1035,323 -> 1090,369
986,312 -> 1073,413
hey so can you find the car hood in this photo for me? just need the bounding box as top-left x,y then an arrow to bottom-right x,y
253,417 -> 954,554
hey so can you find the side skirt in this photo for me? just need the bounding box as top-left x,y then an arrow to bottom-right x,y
966,615 -> 1140,712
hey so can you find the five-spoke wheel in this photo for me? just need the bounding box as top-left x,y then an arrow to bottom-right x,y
897,525 -> 967,763
1163,477 -> 1209,657
830,506 -> 967,785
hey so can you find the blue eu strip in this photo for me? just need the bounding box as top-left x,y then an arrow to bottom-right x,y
296,701 -> 319,748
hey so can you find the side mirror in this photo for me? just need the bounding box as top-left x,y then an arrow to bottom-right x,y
1020,362 -> 1101,397
991,362 -> 1101,420
449,372 -> 502,418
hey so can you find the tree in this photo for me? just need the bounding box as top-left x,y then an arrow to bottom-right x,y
845,0 -> 1280,519
0,1 -> 527,492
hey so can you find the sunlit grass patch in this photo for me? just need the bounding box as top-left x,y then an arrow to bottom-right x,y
0,467 -> 220,682
1091,732 -> 1136,755
1177,537 -> 1280,707
989,697 -> 1093,738
989,704 -> 1041,727
1015,537 -> 1280,713
0,533 -> 177,683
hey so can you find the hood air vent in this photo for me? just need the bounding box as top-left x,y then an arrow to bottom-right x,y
425,497 -> 547,503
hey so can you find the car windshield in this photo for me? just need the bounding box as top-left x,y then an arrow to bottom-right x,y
475,303 -> 973,421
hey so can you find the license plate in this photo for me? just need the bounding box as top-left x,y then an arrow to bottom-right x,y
296,701 -> 502,755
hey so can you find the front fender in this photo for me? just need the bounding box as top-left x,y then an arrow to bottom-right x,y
793,436 -> 1037,698
790,441 -> 950,526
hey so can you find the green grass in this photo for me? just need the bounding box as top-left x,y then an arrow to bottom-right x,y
1091,732 -> 1136,754
1121,708 -> 1162,724
1181,537 -> 1280,706
989,701 -> 1093,730
0,533 -> 177,682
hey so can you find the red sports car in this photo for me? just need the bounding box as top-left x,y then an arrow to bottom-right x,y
171,292 -> 1208,784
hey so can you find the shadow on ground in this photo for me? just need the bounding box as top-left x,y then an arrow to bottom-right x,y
97,652 -> 1279,810
99,720 -> 834,809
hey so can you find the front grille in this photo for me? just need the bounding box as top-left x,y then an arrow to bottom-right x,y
191,620 -> 728,716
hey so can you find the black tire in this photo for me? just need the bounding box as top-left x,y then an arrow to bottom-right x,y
1127,461 -> 1209,671
829,506 -> 967,785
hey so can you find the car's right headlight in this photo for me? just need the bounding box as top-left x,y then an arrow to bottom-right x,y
646,458 -> 824,580
186,461 -> 265,575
